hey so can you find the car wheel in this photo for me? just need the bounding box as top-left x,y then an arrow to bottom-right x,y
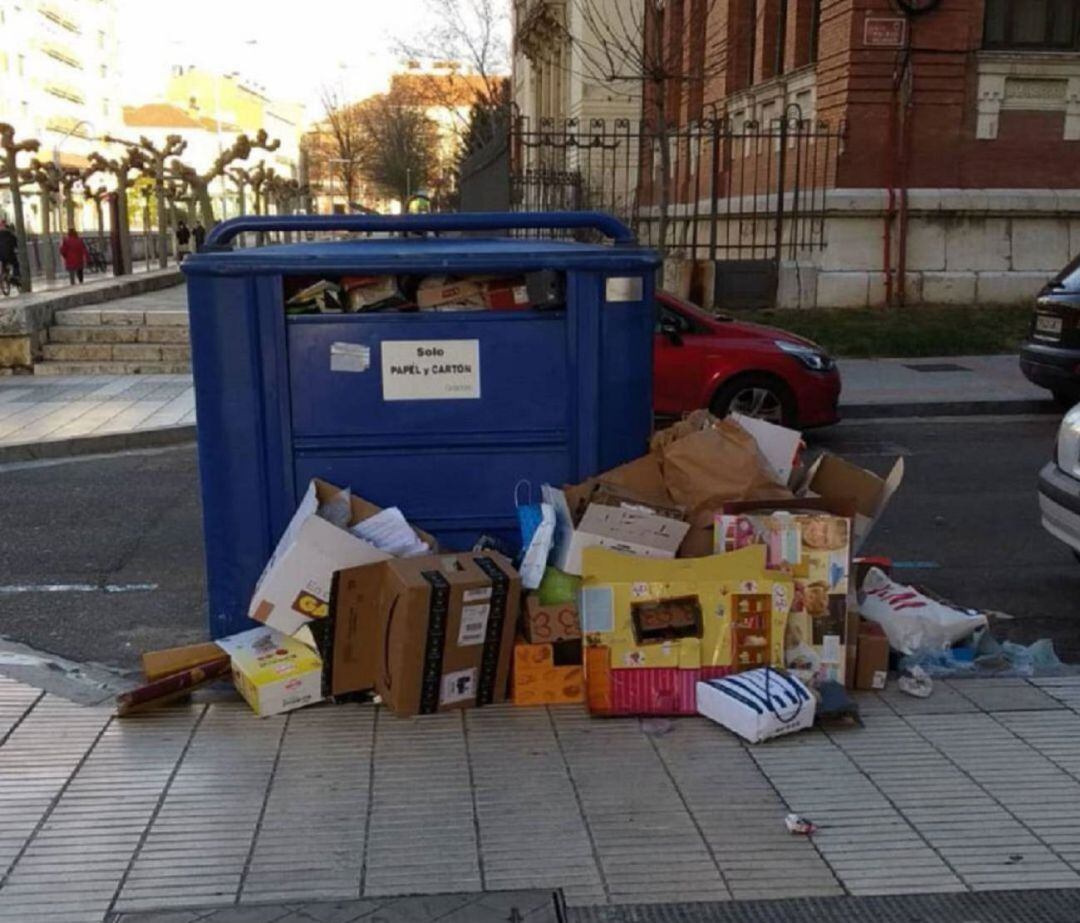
710,374 -> 796,427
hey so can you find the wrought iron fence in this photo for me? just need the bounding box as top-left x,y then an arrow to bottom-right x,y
509,106 -> 846,262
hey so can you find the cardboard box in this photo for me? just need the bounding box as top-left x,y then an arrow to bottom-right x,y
544,485 -> 690,577
696,668 -> 815,743
332,551 -> 520,717
522,594 -> 580,644
416,276 -> 530,310
716,498 -> 854,687
216,626 -> 323,717
798,454 -> 904,553
728,413 -> 802,486
142,641 -> 226,682
249,479 -> 434,637
580,545 -> 794,716
512,640 -> 584,706
856,621 -> 890,690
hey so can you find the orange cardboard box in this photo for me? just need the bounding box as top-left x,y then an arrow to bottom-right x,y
522,595 -> 581,644
512,641 -> 585,706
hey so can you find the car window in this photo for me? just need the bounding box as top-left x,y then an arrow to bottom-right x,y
657,304 -> 692,334
1049,253 -> 1080,292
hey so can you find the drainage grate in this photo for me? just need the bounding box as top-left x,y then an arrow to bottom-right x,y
903,362 -> 972,373
568,889 -> 1080,923
109,890 -> 566,922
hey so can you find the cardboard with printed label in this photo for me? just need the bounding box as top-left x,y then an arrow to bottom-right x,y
522,594 -> 580,644
248,479 -> 435,638
579,545 -> 793,716
856,621 -> 890,691
512,640 -> 585,706
543,485 -> 690,577
332,551 -> 521,718
715,498 -> 855,687
215,626 -> 324,717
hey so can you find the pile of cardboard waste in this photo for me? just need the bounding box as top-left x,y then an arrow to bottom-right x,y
119,409 -> 991,743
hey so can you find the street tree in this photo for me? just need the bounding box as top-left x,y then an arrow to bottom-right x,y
22,159 -> 65,281
356,90 -> 441,207
553,0 -> 722,251
317,84 -> 365,207
167,129 -> 281,227
396,0 -> 510,142
86,146 -> 147,275
0,123 -> 40,292
83,183 -> 109,249
105,134 -> 188,269
58,164 -> 82,229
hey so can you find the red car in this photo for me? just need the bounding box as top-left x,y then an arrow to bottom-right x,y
654,290 -> 841,428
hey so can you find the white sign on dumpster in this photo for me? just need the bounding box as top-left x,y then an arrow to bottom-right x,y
381,339 -> 481,401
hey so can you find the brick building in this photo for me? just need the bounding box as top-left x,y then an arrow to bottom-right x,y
647,0 -> 1080,308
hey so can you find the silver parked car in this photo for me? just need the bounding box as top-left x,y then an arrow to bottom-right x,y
1039,404 -> 1080,561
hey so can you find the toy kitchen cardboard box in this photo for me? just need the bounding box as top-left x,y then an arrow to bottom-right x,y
330,551 -> 521,717
579,545 -> 793,716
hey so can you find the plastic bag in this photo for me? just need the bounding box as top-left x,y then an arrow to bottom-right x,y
316,487 -> 352,529
859,568 -> 987,655
516,481 -> 554,591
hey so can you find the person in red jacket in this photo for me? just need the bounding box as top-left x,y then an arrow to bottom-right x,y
59,228 -> 89,285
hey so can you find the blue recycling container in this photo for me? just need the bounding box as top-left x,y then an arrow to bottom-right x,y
182,212 -> 660,638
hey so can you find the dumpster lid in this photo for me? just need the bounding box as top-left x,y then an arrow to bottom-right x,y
182,212 -> 661,277
183,235 -> 660,277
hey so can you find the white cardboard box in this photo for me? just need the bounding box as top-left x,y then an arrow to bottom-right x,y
248,479 -> 431,636
542,485 -> 690,576
696,668 -> 815,743
216,626 -> 323,717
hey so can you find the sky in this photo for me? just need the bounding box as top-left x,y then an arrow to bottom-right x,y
115,0 -> 441,124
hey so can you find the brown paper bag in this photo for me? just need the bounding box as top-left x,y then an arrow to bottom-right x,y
660,418 -> 791,511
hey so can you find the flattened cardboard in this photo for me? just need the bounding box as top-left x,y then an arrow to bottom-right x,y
249,479 -> 433,637
142,642 -> 225,682
512,640 -> 584,706
544,485 -> 689,577
522,595 -> 580,644
334,551 -> 520,717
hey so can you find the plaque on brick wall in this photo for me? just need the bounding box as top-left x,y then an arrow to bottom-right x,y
863,15 -> 907,47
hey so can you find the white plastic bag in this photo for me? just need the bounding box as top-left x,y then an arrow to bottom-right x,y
859,568 -> 987,655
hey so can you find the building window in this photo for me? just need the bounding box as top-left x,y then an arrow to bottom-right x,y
984,0 -> 1080,51
100,63 -> 107,78
102,100 -> 110,117
20,101 -> 29,118
17,53 -> 24,76
810,0 -> 822,63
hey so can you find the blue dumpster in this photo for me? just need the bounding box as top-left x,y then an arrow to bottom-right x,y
183,212 -> 660,637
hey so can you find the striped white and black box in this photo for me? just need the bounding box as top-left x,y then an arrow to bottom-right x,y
696,668 -> 815,744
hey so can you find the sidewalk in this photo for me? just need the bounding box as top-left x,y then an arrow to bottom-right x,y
0,352 -> 1057,460
2,673 -> 1080,922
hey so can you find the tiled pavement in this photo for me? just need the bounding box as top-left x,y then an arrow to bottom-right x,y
3,675 -> 1080,921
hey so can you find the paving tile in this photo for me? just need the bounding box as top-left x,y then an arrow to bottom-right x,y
946,679 -> 1064,712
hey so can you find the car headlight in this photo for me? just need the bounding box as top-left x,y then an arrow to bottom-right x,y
1058,404 -> 1080,480
775,340 -> 836,371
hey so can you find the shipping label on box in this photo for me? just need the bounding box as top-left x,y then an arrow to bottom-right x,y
512,641 -> 584,706
715,507 -> 852,687
216,626 -> 323,717
579,545 -> 793,716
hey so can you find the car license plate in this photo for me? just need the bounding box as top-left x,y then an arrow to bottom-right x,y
1035,314 -> 1063,339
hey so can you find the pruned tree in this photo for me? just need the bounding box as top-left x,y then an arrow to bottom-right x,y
316,84 -> 365,209
58,165 -> 82,230
168,129 -> 281,227
356,90 -> 442,207
83,183 -> 109,249
0,123 -> 40,292
105,134 -> 187,269
22,159 -> 64,281
87,145 -> 147,274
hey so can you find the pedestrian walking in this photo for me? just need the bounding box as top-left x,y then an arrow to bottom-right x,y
59,227 -> 89,285
0,220 -> 20,290
193,222 -> 206,252
176,220 -> 192,262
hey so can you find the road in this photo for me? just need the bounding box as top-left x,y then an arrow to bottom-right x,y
0,414 -> 1076,671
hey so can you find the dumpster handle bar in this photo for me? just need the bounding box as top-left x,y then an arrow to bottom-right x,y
204,211 -> 637,248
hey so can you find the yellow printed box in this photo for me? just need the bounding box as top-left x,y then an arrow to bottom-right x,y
215,626 -> 323,717
715,501 -> 853,686
579,545 -> 793,716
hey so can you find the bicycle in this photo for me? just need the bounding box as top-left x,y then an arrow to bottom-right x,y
0,262 -> 19,297
85,243 -> 108,274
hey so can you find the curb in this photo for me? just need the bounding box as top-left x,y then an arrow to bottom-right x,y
0,423 -> 195,465
841,398 -> 1062,419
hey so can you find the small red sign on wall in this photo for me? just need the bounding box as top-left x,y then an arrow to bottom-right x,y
864,15 -> 907,47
